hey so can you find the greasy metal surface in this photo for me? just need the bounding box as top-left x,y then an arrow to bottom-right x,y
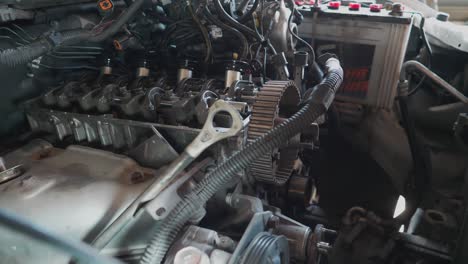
0,156 -> 23,184
92,100 -> 243,249
128,132 -> 179,169
247,80 -> 301,185
94,160 -> 213,258
26,104 -> 199,144
25,103 -> 200,168
142,99 -> 243,205
0,140 -> 156,264
143,159 -> 212,220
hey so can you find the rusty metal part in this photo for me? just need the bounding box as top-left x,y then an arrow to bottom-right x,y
247,80 -> 301,185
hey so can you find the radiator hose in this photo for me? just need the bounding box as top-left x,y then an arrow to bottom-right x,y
139,56 -> 343,264
0,0 -> 146,68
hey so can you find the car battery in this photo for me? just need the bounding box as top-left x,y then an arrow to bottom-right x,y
298,2 -> 414,110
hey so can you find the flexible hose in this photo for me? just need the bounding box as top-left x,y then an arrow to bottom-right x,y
139,57 -> 343,264
0,39 -> 51,67
0,0 -> 146,67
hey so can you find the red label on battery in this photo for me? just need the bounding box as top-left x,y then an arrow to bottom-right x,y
339,67 -> 370,99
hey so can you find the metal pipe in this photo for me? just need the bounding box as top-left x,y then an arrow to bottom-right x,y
400,60 -> 468,104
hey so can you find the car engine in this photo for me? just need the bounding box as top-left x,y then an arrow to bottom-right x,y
0,0 -> 467,263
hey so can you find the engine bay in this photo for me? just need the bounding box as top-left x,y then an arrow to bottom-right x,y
0,0 -> 467,263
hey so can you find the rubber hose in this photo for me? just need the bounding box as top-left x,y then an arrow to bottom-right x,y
139,57 -> 343,264
204,7 -> 249,59
0,39 -> 50,68
213,0 -> 262,42
0,0 -> 145,67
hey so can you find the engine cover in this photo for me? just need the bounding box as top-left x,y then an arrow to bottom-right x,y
0,140 -> 156,263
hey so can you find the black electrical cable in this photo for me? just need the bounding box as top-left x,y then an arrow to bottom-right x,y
159,19 -> 201,52
393,94 -> 431,228
0,36 -> 25,46
187,0 -> 212,63
418,15 -> 433,60
0,0 -> 146,67
408,75 -> 425,96
388,61 -> 436,229
0,27 -> 31,44
11,24 -> 36,41
287,5 -> 323,82
286,8 -> 315,62
213,0 -> 261,42
406,12 -> 432,96
235,0 -> 261,23
203,7 -> 249,59
213,0 -> 278,61
89,0 -> 147,43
